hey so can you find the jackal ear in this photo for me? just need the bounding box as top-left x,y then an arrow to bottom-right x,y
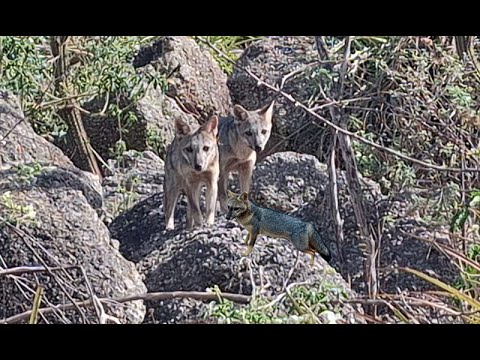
258,100 -> 275,122
226,189 -> 236,199
175,117 -> 191,136
233,104 -> 249,122
239,192 -> 249,202
201,115 -> 218,137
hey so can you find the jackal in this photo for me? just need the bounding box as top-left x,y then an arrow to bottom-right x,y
164,115 -> 219,230
217,102 -> 274,213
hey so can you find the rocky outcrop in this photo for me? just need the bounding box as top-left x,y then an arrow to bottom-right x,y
102,150 -> 165,224
110,150 -> 459,317
133,36 -> 233,122
227,36 -> 330,160
109,191 -> 362,324
0,163 -> 147,324
0,90 -> 73,167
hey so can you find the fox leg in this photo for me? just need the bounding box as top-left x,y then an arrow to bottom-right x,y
290,231 -> 315,267
244,232 -> 251,244
243,229 -> 259,256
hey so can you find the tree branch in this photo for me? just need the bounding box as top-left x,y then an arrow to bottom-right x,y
1,290 -> 251,324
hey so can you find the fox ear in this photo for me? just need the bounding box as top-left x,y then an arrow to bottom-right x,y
258,100 -> 275,123
233,104 -> 249,122
239,192 -> 249,202
175,117 -> 191,136
201,115 -> 218,137
227,189 -> 236,199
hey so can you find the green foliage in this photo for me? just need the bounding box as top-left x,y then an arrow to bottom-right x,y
0,36 -> 165,142
450,189 -> 480,233
0,191 -> 37,227
194,36 -> 263,74
15,162 -> 43,184
205,282 -> 349,324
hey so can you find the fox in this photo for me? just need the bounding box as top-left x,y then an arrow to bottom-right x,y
163,115 -> 219,231
217,101 -> 275,214
225,190 -> 332,266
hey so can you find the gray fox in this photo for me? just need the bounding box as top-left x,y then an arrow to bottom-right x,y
225,190 -> 332,266
163,115 -> 219,230
217,102 -> 274,213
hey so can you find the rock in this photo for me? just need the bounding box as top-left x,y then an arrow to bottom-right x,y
62,91 -> 198,166
102,150 -> 165,224
227,36 -> 330,160
0,90 -> 73,167
248,152 -> 459,297
108,150 -> 460,323
109,191 -> 362,324
0,163 -> 147,324
133,36 -> 233,122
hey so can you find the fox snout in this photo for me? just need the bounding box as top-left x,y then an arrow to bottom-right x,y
194,163 -> 202,171
248,143 -> 263,152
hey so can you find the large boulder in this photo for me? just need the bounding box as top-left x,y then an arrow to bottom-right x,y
248,152 -> 459,296
102,150 -> 165,224
109,191 -> 362,324
227,36 -> 327,161
0,163 -> 147,324
0,90 -> 73,167
133,36 -> 233,122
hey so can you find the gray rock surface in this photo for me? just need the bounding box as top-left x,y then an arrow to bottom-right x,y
0,90 -> 73,167
133,36 -> 233,122
0,164 -> 147,324
102,150 -> 165,224
227,36 -> 331,161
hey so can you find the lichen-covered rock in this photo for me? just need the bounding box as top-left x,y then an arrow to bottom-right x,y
249,152 -> 459,297
109,191 -> 362,324
133,36 -> 233,122
102,150 -> 165,224
227,36 -> 329,160
0,90 -> 73,167
0,164 -> 147,324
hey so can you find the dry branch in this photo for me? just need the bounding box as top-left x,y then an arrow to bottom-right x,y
197,36 -> 479,173
1,290 -> 251,324
50,36 -> 102,178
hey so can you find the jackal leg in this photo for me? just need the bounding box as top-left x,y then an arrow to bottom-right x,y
218,170 -> 229,214
238,160 -> 255,194
164,177 -> 180,231
185,182 -> 203,230
205,178 -> 218,226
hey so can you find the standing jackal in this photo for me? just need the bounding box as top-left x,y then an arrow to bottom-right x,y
164,115 -> 219,230
217,102 -> 274,213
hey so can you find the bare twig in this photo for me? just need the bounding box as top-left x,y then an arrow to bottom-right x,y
200,36 -> 479,173
0,265 -> 78,277
1,290 -> 251,324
